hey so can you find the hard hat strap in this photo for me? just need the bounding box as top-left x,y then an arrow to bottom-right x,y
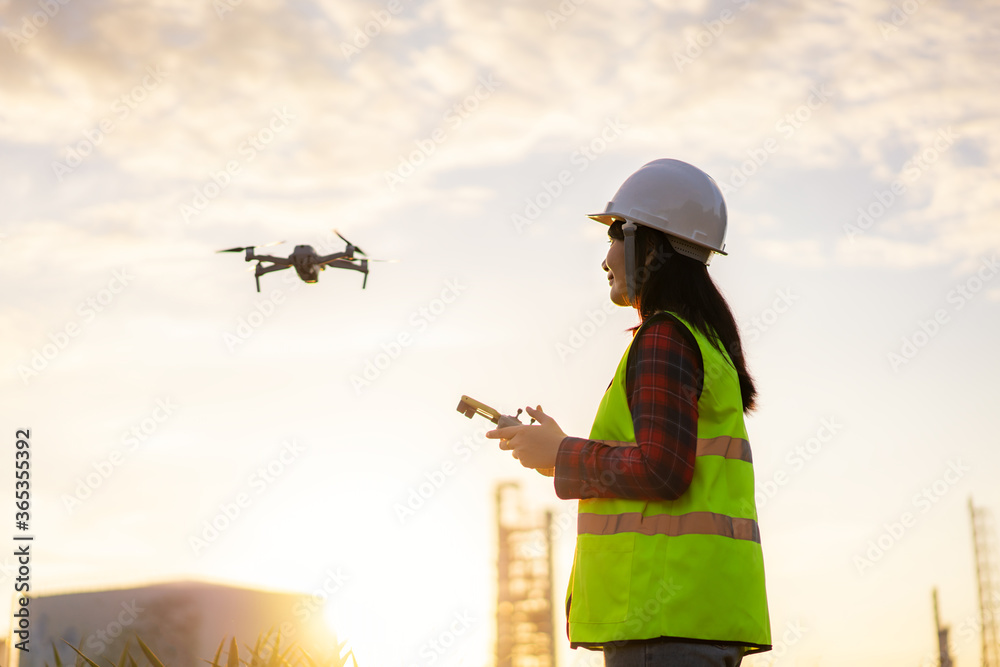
623,220 -> 637,306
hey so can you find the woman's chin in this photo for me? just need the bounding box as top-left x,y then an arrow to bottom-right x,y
609,284 -> 628,307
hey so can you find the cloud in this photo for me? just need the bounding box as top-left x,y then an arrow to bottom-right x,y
834,235 -> 947,269
0,0 -> 997,273
752,237 -> 831,268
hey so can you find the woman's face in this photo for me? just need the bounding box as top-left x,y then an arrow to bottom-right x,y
602,234 -> 629,306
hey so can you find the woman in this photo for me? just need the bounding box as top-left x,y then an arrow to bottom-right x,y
486,159 -> 771,666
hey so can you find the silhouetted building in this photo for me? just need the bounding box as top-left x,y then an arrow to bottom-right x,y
971,498 -> 1000,667
496,482 -> 556,667
933,588 -> 953,667
9,580 -> 337,667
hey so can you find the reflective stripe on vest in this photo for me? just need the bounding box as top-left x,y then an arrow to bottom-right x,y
565,311 -> 771,652
578,510 -> 761,542
698,435 -> 752,462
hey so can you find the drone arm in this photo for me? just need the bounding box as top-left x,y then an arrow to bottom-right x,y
320,259 -> 364,273
252,254 -> 293,265
252,263 -> 292,291
316,250 -> 353,266
317,258 -> 370,287
256,263 -> 292,277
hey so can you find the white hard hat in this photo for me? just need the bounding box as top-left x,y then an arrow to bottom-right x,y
589,158 -> 728,265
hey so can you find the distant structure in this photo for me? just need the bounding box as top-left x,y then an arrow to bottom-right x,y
8,580 -> 337,667
933,588 -> 953,667
970,497 -> 1000,667
495,482 -> 556,667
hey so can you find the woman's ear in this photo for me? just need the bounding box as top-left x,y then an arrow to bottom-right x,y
644,245 -> 661,267
646,238 -> 674,269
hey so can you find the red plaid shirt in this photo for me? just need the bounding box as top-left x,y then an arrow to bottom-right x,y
554,315 -> 702,500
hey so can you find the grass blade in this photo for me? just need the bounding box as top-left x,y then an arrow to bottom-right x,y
202,640 -> 225,667
116,640 -> 131,667
62,641 -> 103,667
136,638 -> 167,667
51,642 -> 65,667
227,638 -> 240,667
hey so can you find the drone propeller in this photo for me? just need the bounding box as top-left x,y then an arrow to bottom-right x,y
216,240 -> 285,253
333,229 -> 366,257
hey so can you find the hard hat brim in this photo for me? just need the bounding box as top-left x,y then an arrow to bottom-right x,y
588,212 -> 616,226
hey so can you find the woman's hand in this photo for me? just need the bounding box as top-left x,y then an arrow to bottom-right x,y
485,405 -> 567,471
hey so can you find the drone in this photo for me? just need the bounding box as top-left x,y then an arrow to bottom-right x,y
218,230 -> 385,292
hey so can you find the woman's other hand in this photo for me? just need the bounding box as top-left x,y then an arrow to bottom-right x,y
485,405 -> 567,471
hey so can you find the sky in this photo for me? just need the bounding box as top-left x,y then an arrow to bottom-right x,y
2,0 -> 1000,665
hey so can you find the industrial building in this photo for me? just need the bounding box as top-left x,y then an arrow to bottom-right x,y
6,579 -> 336,667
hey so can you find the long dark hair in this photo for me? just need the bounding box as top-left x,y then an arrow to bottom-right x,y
609,220 -> 757,413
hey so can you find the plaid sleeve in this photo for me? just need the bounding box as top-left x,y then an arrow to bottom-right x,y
553,317 -> 702,500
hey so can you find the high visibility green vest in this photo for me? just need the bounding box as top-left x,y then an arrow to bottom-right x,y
566,312 -> 771,653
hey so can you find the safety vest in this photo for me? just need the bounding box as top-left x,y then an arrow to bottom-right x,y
566,312 -> 771,653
